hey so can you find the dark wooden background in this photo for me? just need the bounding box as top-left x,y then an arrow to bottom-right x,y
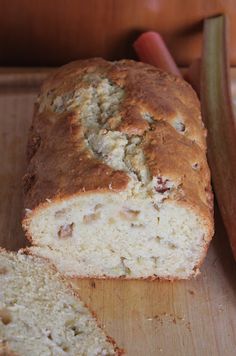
0,0 -> 235,66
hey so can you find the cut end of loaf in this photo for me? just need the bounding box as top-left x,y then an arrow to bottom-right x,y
24,189 -> 211,280
0,251 -> 120,355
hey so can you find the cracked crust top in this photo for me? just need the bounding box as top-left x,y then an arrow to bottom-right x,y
23,58 -> 213,232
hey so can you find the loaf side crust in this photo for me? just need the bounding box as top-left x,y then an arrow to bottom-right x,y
24,59 -> 213,213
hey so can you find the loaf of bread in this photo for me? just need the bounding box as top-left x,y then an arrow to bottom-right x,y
23,58 -> 214,279
0,249 -> 120,355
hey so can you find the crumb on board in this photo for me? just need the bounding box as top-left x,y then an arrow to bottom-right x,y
90,281 -> 96,288
146,312 -> 190,330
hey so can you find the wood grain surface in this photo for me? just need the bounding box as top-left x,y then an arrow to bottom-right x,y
1,0 -> 236,66
0,69 -> 236,356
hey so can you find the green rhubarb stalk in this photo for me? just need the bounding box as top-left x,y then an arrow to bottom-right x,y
201,15 -> 236,259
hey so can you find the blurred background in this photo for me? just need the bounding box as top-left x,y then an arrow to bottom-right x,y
0,0 -> 235,67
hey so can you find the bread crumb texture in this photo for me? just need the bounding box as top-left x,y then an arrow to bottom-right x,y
23,59 -> 214,279
0,250 -> 119,356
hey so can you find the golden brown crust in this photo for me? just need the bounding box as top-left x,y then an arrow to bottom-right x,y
24,111 -> 129,209
23,58 -> 213,241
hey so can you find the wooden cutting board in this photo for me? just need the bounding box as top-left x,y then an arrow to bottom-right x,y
0,69 -> 236,356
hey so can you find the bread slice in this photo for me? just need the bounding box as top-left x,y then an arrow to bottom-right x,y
0,250 -> 120,355
22,58 -> 214,279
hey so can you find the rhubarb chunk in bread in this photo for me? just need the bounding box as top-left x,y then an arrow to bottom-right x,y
23,59 -> 214,279
0,250 -> 120,355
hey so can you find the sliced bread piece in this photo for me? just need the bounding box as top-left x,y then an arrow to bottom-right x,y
0,250 -> 121,356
